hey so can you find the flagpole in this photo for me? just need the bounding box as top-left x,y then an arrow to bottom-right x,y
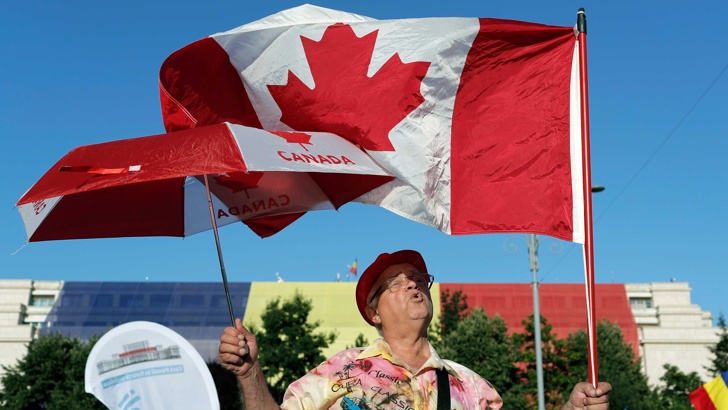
577,8 -> 599,386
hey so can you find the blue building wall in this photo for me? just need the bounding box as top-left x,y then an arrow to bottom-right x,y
42,282 -> 251,359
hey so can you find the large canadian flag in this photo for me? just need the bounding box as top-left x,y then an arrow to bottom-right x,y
159,5 -> 585,243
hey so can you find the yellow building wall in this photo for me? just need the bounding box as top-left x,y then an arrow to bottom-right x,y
243,282 -> 442,359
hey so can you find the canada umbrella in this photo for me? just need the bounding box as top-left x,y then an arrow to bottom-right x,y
16,122 -> 393,324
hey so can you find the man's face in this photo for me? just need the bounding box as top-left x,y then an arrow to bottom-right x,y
367,263 -> 433,331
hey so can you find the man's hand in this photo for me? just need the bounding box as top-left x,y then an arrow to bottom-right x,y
561,382 -> 611,410
217,319 -> 280,409
218,318 -> 259,378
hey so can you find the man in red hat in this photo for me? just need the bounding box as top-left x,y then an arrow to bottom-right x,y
218,250 -> 611,409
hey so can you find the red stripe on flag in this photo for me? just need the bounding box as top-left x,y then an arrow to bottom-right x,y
451,19 -> 576,240
159,37 -> 263,132
690,385 -> 719,410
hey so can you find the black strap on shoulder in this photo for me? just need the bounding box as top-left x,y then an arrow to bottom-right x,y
436,367 -> 451,410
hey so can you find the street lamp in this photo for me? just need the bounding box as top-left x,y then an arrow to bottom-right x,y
508,185 -> 604,410
504,234 -> 558,410
527,233 -> 546,410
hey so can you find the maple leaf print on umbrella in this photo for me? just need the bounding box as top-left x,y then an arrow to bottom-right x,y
267,23 -> 431,152
268,130 -> 314,151
213,172 -> 263,194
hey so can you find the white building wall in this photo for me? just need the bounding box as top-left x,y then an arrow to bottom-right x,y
0,280 -> 62,386
626,282 -> 719,386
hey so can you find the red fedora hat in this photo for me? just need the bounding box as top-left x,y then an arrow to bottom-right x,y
355,250 -> 427,326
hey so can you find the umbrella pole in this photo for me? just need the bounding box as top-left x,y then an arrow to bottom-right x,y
203,174 -> 236,327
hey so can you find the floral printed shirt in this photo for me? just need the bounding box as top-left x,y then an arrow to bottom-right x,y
280,338 -> 503,410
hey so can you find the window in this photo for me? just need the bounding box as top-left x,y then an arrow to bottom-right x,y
92,294 -> 114,308
60,294 -> 85,307
630,297 -> 653,310
150,294 -> 172,308
209,318 -> 233,326
119,294 -> 145,308
30,296 -> 55,307
180,294 -> 204,307
211,295 -> 230,308
173,321 -> 200,326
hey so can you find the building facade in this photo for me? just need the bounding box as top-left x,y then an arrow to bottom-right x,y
0,279 -> 721,388
626,282 -> 719,385
0,279 -> 63,384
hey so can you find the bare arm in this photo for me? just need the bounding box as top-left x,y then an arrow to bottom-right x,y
561,382 -> 611,410
218,318 -> 280,410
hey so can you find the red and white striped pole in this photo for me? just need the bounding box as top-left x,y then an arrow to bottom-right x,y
577,7 -> 599,387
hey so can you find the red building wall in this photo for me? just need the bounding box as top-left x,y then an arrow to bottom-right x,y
439,283 -> 640,357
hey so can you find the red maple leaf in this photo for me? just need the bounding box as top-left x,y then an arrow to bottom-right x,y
214,172 -> 263,194
268,23 -> 430,152
268,130 -> 313,151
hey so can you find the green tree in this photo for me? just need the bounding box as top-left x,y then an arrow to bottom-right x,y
650,364 -> 703,409
440,288 -> 469,336
707,313 -> 728,376
256,291 -> 337,401
430,288 -> 469,351
0,332 -> 104,410
513,314 -> 572,409
566,320 -> 654,410
346,333 -> 369,349
427,318 -> 443,350
438,308 -> 529,408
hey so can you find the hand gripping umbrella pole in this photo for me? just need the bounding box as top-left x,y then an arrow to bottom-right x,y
203,174 -> 237,327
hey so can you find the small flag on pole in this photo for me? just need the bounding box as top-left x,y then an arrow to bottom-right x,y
349,259 -> 358,276
689,370 -> 728,410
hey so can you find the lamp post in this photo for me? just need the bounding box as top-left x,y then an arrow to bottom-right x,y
508,185 -> 604,410
504,233 -> 555,410
527,233 -> 546,410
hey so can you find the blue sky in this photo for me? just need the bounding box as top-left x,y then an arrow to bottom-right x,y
2,1 -> 727,324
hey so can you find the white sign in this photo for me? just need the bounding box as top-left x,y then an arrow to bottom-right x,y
85,321 -> 219,409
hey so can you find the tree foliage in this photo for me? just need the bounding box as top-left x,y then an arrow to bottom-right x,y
649,364 -> 703,409
440,288 -> 469,337
434,288 -> 720,408
514,314 -> 574,409
707,313 -> 728,377
438,307 -> 529,408
255,291 -> 337,402
346,333 -> 370,349
0,332 -> 104,410
565,320 -> 653,410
